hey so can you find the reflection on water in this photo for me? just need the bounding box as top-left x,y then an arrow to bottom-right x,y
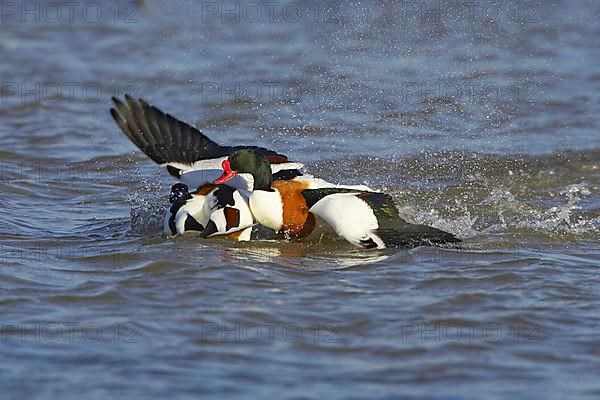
1,0 -> 600,398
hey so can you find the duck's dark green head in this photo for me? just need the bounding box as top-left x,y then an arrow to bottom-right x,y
215,149 -> 272,190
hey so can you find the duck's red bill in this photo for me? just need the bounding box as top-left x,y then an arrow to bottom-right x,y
214,159 -> 237,184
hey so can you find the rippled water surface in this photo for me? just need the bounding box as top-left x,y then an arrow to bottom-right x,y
1,0 -> 600,398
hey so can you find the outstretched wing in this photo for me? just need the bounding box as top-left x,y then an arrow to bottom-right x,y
111,95 -> 226,165
110,95 -> 302,189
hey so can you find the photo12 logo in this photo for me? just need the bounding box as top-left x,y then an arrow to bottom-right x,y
1,1 -> 140,24
1,81 -> 139,103
1,322 -> 139,343
0,242 -> 135,265
195,81 -> 321,104
199,1 -> 341,24
397,0 -> 541,24
400,80 -> 538,104
199,322 -> 340,343
400,322 -> 540,343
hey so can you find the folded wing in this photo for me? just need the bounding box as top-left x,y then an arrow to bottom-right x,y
302,189 -> 461,249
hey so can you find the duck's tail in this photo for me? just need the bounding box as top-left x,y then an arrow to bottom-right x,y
374,224 -> 461,249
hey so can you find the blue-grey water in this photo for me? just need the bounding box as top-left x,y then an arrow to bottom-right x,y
1,0 -> 599,399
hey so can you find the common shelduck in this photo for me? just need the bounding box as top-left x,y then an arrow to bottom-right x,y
164,182 -> 284,241
164,182 -> 260,240
164,183 -> 205,235
111,95 -> 373,240
110,95 -> 304,191
214,150 -> 461,249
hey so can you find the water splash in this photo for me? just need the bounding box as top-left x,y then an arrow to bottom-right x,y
480,183 -> 598,237
127,172 -> 165,236
411,204 -> 480,239
520,183 -> 597,236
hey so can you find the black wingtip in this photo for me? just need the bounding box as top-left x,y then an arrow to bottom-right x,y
110,95 -> 225,165
112,96 -> 125,109
110,108 -> 122,127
